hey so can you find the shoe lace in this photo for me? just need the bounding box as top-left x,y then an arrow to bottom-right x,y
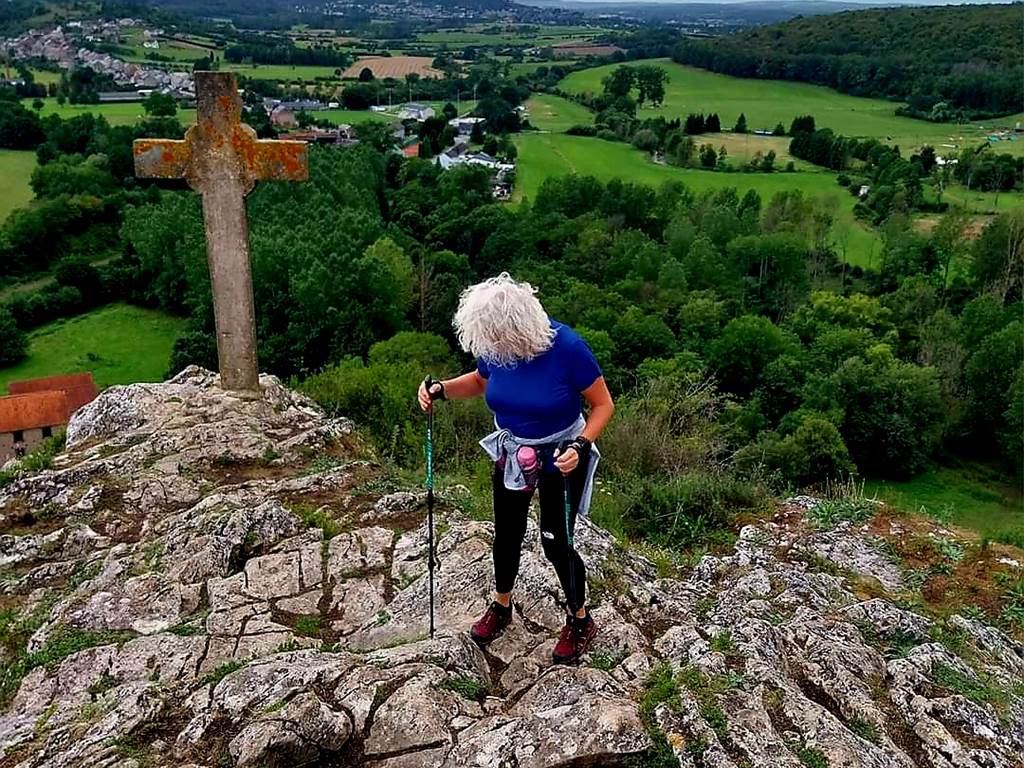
482,605 -> 503,629
557,622 -> 576,645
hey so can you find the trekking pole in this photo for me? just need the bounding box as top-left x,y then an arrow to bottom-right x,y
424,376 -> 442,637
559,441 -> 577,617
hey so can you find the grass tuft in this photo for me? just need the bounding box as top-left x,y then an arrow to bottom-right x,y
441,674 -> 489,701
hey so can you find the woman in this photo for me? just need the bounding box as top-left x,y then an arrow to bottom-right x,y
417,273 -> 614,664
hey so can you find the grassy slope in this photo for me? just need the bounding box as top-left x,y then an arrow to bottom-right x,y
865,464 -> 1023,542
560,60 -> 1024,158
513,132 -> 882,268
526,93 -> 594,132
0,304 -> 187,391
0,150 -> 36,223
25,98 -> 197,127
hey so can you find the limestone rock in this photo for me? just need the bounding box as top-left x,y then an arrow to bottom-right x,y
0,368 -> 1020,768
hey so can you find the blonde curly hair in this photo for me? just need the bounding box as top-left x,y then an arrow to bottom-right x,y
453,273 -> 556,366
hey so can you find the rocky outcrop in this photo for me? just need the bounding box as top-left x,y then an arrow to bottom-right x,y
1,367 -> 1021,768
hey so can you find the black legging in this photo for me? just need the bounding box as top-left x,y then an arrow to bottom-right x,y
492,460 -> 588,612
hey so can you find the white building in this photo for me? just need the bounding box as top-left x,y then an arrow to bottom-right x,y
448,116 -> 485,135
398,102 -> 435,121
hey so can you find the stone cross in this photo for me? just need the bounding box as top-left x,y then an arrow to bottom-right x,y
133,71 -> 308,393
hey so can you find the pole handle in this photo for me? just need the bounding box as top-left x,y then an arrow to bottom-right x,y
424,375 -> 444,402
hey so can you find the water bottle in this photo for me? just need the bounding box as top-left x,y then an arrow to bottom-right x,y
517,445 -> 540,490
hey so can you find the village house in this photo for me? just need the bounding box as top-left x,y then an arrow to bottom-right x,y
448,116 -> 486,135
270,108 -> 298,129
398,102 -> 435,121
0,373 -> 98,462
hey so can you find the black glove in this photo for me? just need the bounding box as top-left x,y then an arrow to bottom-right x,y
424,376 -> 446,401
566,436 -> 592,459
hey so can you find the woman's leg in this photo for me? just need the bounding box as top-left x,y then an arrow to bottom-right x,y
491,464 -> 533,603
537,464 -> 588,615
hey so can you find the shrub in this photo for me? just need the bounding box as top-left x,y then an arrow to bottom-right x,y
617,472 -> 765,550
0,307 -> 27,366
566,124 -> 597,137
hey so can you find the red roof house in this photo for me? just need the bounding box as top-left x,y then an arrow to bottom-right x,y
1,373 -> 98,460
8,372 -> 98,413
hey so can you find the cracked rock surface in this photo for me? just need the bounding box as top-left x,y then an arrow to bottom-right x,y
1,367 -> 1021,768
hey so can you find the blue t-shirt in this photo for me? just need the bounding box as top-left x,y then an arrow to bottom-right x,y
477,320 -> 602,439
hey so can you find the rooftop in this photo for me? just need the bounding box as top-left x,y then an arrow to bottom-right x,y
8,372 -> 98,418
0,391 -> 70,433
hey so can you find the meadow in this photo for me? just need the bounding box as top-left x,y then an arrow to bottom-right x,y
0,151 -> 36,223
513,132 -> 883,267
561,60 -> 1024,157
865,464 -> 1023,542
525,93 -> 595,133
308,109 -> 394,125
415,25 -> 608,48
0,304 -> 186,392
24,97 -> 197,127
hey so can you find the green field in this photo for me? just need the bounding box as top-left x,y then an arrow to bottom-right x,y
24,98 -> 197,127
28,68 -> 62,85
0,304 -> 186,392
0,150 -> 36,223
509,60 -> 579,76
942,185 -> 1024,214
527,94 -> 800,165
561,60 -> 1024,157
416,25 -> 608,47
222,63 -> 346,81
513,132 -> 881,267
121,29 -> 217,63
865,464 -> 1023,542
525,93 -> 594,132
308,109 -> 394,125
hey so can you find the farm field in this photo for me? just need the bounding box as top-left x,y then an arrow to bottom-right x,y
416,25 -> 608,47
561,60 -> 1024,157
513,132 -> 883,268
23,97 -> 197,126
0,304 -> 187,392
509,60 -> 579,76
0,151 -> 37,224
342,56 -> 442,79
121,30 -> 216,63
221,63 -> 345,81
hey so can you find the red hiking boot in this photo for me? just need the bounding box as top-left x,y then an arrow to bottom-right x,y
553,614 -> 598,664
470,601 -> 512,644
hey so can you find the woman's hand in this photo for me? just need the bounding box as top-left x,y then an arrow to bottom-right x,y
417,380 -> 441,412
553,446 -> 580,475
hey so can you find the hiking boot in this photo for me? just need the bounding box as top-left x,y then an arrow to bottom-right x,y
552,613 -> 598,664
470,601 -> 512,644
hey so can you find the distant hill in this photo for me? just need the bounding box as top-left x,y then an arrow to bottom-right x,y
671,3 -> 1023,119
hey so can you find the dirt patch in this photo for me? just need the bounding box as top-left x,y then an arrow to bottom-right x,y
342,56 -> 443,79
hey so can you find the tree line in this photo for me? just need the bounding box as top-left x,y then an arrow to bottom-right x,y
671,3 -> 1022,120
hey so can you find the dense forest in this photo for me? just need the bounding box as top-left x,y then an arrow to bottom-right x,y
672,3 -> 1023,120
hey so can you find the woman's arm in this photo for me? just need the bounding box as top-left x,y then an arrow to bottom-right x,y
417,370 -> 487,411
579,377 -> 614,443
554,376 -> 615,474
